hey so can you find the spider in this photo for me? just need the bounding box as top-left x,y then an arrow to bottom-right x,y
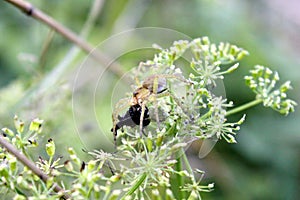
111,73 -> 188,147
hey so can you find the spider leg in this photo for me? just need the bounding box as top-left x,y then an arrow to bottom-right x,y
142,129 -> 147,136
151,75 -> 161,128
112,97 -> 131,147
107,162 -> 115,175
111,119 -> 118,147
154,89 -> 190,119
154,99 -> 160,128
156,73 -> 188,84
139,102 -> 147,137
134,62 -> 144,87
146,73 -> 189,128
167,90 -> 188,115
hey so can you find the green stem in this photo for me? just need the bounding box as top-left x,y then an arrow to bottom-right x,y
226,99 -> 263,116
174,148 -> 194,199
49,155 -> 53,166
121,173 -> 147,199
175,150 -> 184,200
200,110 -> 212,120
181,149 -> 193,175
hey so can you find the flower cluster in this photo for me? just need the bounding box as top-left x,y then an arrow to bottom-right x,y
110,37 -> 252,199
245,65 -> 297,115
0,37 -> 296,200
111,38 -> 296,199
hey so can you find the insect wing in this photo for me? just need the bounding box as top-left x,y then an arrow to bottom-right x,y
198,137 -> 218,159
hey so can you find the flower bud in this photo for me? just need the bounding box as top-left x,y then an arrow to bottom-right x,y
64,160 -> 73,172
14,115 -> 24,134
46,138 -> 55,157
29,118 -> 44,133
1,128 -> 14,137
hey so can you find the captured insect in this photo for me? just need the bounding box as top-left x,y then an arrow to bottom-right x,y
111,73 -> 187,147
110,104 -> 151,139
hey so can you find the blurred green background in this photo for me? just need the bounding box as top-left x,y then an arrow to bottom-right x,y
1,0 -> 299,199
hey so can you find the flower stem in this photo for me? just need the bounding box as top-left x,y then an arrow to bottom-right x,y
175,150 -> 184,199
121,173 -> 147,199
226,99 -> 263,116
181,149 -> 193,175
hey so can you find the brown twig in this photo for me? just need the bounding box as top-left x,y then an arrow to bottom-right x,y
0,134 -> 70,199
4,0 -> 125,78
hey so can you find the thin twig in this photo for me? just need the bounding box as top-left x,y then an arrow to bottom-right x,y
38,29 -> 55,71
4,0 -> 125,78
0,134 -> 70,199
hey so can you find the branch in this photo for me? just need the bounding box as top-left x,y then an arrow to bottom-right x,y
0,134 -> 70,199
4,0 -> 125,79
225,99 -> 263,116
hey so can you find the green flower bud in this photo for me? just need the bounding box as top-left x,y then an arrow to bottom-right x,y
166,189 -> 175,200
87,160 -> 96,171
46,176 -> 54,189
146,138 -> 153,152
17,175 -> 28,188
29,118 -> 44,133
64,160 -> 73,172
156,133 -> 164,147
27,139 -> 38,147
151,189 -> 160,200
1,128 -> 14,136
68,147 -> 81,166
14,115 -> 24,134
227,63 -> 239,73
46,138 -> 55,157
109,190 -> 122,200
109,174 -> 121,182
13,194 -> 26,200
9,156 -> 17,172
